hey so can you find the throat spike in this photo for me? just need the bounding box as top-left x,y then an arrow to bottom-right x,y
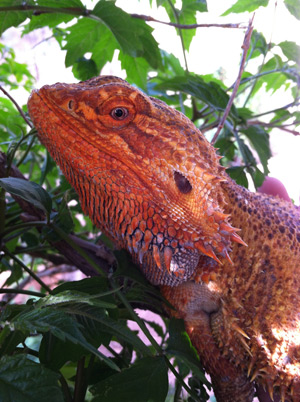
152,244 -> 162,270
231,232 -> 247,247
163,247 -> 173,273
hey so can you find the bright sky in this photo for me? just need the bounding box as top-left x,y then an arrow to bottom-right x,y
2,0 -> 300,203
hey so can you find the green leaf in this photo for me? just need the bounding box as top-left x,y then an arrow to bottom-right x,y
214,137 -> 236,162
241,125 -> 271,174
249,30 -> 268,59
119,53 -> 149,90
279,41 -> 300,64
90,357 -> 168,402
0,177 -> 52,215
22,4 -> 75,34
11,307 -> 119,371
0,328 -> 27,357
90,27 -> 117,71
64,18 -> 105,67
157,75 -> 231,112
37,290 -> 116,310
39,332 -> 89,371
52,277 -> 111,295
166,318 -> 208,384
284,0 -> 300,20
72,57 -> 98,81
222,0 -> 268,15
92,0 -> 162,69
227,166 -> 249,187
178,0 -> 208,51
160,50 -> 185,77
0,0 -> 33,36
0,354 -> 64,402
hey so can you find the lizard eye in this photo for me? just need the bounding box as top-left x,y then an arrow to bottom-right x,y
174,171 -> 192,194
111,107 -> 129,120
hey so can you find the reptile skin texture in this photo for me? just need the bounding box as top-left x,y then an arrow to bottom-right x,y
28,76 -> 300,402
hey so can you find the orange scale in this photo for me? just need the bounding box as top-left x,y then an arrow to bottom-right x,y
171,239 -> 178,249
152,225 -> 159,236
167,226 -> 177,238
146,218 -> 154,230
139,220 -> 147,232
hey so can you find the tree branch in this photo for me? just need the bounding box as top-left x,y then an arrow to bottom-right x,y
211,15 -> 254,145
0,5 -> 246,30
0,86 -> 32,128
131,13 -> 246,29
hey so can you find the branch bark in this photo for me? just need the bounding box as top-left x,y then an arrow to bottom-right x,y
211,15 -> 254,145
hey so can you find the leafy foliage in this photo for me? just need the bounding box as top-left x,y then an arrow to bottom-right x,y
0,0 -> 299,401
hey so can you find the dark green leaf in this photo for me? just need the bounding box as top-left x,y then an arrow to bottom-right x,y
214,137 -> 236,162
38,0 -> 84,6
284,0 -> 300,20
227,166 -> 249,187
0,0 -> 33,36
241,125 -> 271,174
92,0 -> 162,69
39,332 -> 88,371
52,277 -> 111,295
0,354 -> 64,402
157,75 -> 231,112
11,307 -> 119,371
90,357 -> 168,402
222,0 -> 268,15
167,318 -> 208,384
0,328 -> 27,357
37,290 -> 116,309
0,177 -> 52,215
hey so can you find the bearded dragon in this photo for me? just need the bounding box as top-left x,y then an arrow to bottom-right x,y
27,76 -> 300,402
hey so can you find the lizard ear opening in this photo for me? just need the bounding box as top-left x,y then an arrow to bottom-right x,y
174,171 -> 192,194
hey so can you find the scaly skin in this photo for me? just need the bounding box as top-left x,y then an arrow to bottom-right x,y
28,76 -> 300,401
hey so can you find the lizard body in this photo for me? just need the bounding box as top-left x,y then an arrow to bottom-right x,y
28,76 -> 300,401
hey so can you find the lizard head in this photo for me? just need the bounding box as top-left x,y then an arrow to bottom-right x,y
28,75 -> 245,286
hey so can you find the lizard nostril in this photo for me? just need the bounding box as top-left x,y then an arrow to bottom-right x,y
68,100 -> 74,110
174,171 -> 192,194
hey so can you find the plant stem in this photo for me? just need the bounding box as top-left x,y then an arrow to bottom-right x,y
50,223 -> 107,277
167,0 -> 189,72
74,357 -> 86,402
0,288 -> 45,297
0,220 -> 47,239
110,279 -> 200,400
3,247 -> 52,294
16,133 -> 37,168
59,373 -> 73,402
211,15 -> 254,145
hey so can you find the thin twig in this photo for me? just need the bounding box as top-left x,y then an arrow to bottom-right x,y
211,15 -> 254,145
3,246 -> 52,294
0,86 -> 33,128
0,288 -> 45,298
250,100 -> 300,119
166,0 -> 189,71
247,120 -> 300,136
131,13 -> 247,29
